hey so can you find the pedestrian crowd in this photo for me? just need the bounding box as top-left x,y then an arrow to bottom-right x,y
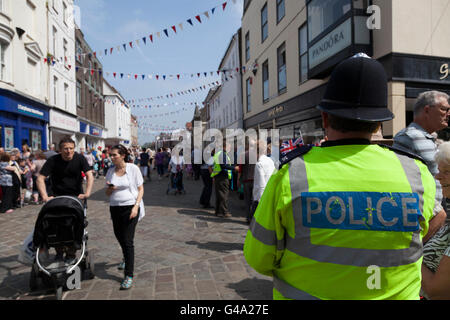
3,54 -> 450,298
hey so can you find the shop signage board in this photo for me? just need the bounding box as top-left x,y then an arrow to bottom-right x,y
309,18 -> 352,69
50,109 -> 78,132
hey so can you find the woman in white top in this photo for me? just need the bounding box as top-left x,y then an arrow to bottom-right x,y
251,139 -> 275,223
105,145 -> 145,290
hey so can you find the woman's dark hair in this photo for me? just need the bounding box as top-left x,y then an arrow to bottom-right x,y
111,145 -> 130,162
0,153 -> 11,162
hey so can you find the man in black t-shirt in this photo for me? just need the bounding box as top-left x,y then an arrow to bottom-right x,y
36,136 -> 94,262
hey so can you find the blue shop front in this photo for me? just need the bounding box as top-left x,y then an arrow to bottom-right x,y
0,89 -> 49,151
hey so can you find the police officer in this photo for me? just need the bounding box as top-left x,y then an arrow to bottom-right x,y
211,138 -> 238,218
244,54 -> 439,300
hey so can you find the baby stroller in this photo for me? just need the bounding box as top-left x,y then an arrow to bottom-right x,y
30,196 -> 94,300
166,168 -> 186,195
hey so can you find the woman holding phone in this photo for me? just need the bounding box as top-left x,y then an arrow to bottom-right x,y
105,145 -> 145,290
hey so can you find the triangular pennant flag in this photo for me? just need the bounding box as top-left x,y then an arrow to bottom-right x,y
177,75 -> 180,80
163,29 -> 169,37
204,72 -> 207,77
136,39 -> 140,46
113,72 -> 117,78
93,52 -> 96,57
178,23 -> 183,31
75,66 -> 79,72
171,26 -> 177,33
163,75 -> 166,80
99,70 -> 102,76
142,37 -> 147,44
129,42 -> 133,49
111,47 -> 114,54
91,69 -> 95,75
142,75 -> 145,80
212,7 -> 216,14
222,2 -> 227,10
105,49 -> 108,56
157,32 -> 161,38
204,11 -> 210,19
197,73 -> 200,78
123,44 -> 127,51
195,15 -> 201,23
120,73 -> 124,78
156,75 -> 159,80
187,19 -> 193,26
150,34 -> 153,42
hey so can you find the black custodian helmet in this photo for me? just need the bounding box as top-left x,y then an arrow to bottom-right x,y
317,53 -> 394,122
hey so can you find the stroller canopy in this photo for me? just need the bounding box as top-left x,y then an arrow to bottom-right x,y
33,196 -> 86,248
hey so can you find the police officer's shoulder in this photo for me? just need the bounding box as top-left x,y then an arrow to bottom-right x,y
279,145 -> 313,169
378,144 -> 426,164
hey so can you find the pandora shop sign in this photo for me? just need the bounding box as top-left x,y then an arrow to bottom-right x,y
309,18 -> 352,69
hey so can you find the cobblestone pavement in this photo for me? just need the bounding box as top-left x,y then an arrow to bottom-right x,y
0,171 -> 272,300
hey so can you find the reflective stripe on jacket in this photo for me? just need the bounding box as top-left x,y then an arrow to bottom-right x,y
244,144 -> 436,300
211,151 -> 232,179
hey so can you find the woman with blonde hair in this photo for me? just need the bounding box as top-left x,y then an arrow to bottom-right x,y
421,141 -> 450,299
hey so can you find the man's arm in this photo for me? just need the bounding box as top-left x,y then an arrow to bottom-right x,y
36,174 -> 51,202
79,170 -> 94,199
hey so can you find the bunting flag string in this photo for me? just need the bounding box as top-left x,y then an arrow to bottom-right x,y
77,1 -> 238,58
70,65 -> 251,81
131,101 -> 200,109
125,80 -> 221,103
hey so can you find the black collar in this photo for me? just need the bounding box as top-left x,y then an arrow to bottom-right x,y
321,138 -> 371,147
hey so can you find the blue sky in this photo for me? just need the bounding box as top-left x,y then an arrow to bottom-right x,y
74,0 -> 244,145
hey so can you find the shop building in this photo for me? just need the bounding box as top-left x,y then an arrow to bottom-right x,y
241,0 -> 450,143
103,79 -> 131,148
47,0 -> 78,148
75,26 -> 106,151
0,0 -> 50,150
216,29 -> 244,131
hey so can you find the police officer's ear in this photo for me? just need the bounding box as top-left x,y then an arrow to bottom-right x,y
321,112 -> 330,131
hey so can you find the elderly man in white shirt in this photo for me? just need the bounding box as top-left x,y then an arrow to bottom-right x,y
251,139 -> 275,222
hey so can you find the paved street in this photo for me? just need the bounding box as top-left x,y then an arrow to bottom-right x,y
0,171 -> 272,300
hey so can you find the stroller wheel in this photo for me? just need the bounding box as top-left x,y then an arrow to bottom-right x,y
56,286 -> 63,300
83,252 -> 95,280
29,268 -> 39,291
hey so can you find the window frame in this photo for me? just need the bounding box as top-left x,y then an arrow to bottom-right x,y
262,59 -> 269,103
245,31 -> 250,62
261,3 -> 268,43
298,24 -> 308,83
246,78 -> 252,113
276,0 -> 285,24
277,43 -> 287,94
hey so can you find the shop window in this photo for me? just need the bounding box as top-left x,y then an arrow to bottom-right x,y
299,24 -> 308,83
277,0 -> 285,24
308,0 -> 351,42
277,43 -> 287,93
4,127 -> 14,150
29,130 -> 41,151
261,3 -> 268,43
262,60 -> 269,102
